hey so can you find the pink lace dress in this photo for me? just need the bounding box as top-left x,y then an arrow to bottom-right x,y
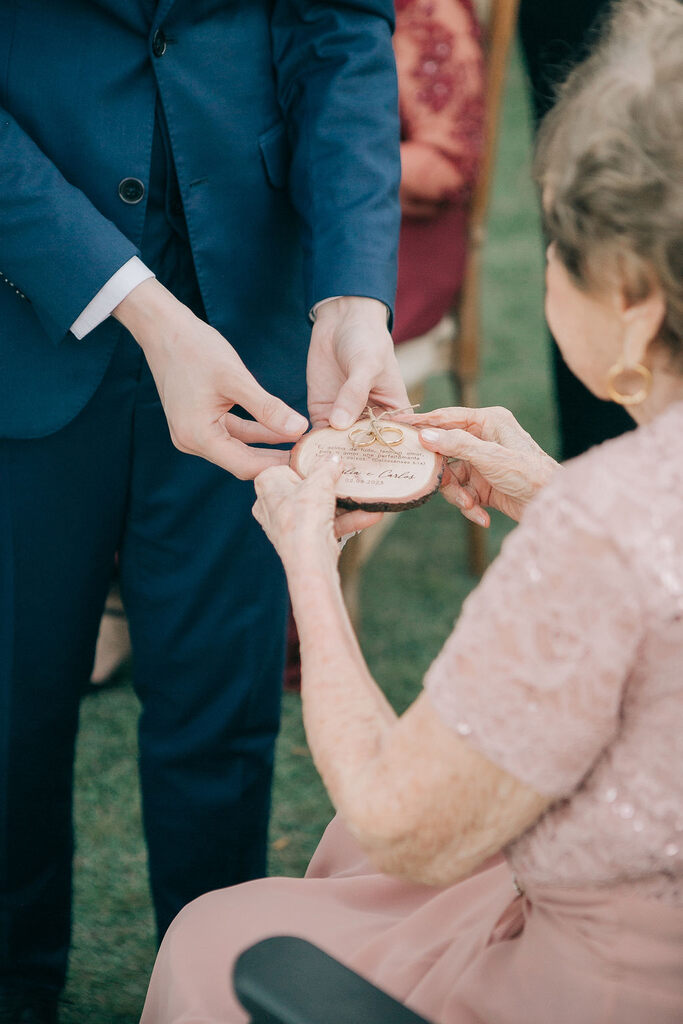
141,404 -> 683,1024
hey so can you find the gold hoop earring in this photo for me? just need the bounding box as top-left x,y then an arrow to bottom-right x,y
606,361 -> 652,406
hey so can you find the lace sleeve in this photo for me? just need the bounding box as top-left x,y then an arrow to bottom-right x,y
395,0 -> 485,203
424,481 -> 644,799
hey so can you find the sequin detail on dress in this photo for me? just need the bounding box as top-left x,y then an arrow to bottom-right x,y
425,402 -> 683,903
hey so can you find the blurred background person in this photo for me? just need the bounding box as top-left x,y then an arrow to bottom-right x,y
519,0 -> 633,458
393,0 -> 485,344
283,0 -> 485,692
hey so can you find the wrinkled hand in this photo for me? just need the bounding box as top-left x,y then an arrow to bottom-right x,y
307,297 -> 410,430
407,406 -> 559,525
114,279 -> 308,480
252,460 -> 382,567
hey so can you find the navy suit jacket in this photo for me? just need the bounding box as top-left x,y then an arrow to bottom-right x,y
0,0 -> 400,438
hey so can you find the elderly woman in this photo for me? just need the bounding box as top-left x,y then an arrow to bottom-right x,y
141,2 -> 683,1021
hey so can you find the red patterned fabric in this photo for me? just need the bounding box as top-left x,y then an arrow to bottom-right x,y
393,0 -> 485,342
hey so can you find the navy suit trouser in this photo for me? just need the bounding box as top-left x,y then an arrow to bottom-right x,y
0,112 -> 290,992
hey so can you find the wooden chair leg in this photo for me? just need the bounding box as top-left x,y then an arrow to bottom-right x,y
459,375 -> 479,413
450,364 -> 488,577
339,533 -> 363,626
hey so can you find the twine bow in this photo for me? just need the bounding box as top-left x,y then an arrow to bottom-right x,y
348,405 -> 418,450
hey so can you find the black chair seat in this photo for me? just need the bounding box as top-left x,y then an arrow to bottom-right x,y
233,936 -> 434,1024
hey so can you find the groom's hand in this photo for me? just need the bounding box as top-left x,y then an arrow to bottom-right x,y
307,296 -> 409,429
114,279 -> 308,479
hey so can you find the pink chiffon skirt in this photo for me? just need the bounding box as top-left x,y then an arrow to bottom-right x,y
140,815 -> 683,1024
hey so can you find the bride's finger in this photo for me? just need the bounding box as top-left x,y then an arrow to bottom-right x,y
253,465 -> 301,499
405,407 -> 472,427
303,457 -> 344,489
441,476 -> 476,511
404,408 -> 486,436
444,460 -> 472,487
419,427 -> 515,483
460,503 -> 490,528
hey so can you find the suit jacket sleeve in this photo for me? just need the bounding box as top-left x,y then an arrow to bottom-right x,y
270,0 -> 401,318
0,107 -> 138,344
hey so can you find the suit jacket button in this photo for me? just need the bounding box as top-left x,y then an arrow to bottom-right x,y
152,29 -> 167,57
118,177 -> 145,204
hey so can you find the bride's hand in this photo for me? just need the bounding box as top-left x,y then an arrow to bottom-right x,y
406,406 -> 559,526
252,459 -> 383,565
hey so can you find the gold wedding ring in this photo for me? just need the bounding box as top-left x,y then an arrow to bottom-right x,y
375,426 -> 404,446
348,427 -> 376,447
348,423 -> 404,449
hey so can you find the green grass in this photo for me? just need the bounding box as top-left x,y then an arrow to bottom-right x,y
63,47 -> 554,1022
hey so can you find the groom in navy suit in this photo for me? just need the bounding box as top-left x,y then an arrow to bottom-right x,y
0,1 -> 407,1018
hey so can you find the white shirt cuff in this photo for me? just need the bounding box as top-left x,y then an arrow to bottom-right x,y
309,296 -> 391,324
70,256 -> 155,339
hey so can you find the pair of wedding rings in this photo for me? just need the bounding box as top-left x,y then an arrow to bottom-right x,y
348,424 -> 404,449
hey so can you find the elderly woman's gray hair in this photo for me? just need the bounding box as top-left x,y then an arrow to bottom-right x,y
535,0 -> 683,363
